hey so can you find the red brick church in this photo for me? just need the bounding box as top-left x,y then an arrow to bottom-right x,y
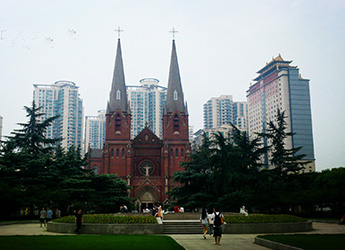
88,38 -> 191,211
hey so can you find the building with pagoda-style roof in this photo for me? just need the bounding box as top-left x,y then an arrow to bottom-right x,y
247,54 -> 315,173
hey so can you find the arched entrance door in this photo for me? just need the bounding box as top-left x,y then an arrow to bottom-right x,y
136,185 -> 159,212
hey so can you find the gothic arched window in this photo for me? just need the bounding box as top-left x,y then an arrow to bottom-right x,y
116,148 -> 119,157
115,113 -> 121,131
170,148 -> 173,158
111,149 -> 114,158
174,90 -> 178,100
173,114 -> 179,132
175,148 -> 179,157
122,148 -> 125,158
116,89 -> 121,100
181,149 -> 184,157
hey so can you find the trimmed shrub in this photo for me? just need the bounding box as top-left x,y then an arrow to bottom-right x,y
224,214 -> 307,224
53,214 -> 157,224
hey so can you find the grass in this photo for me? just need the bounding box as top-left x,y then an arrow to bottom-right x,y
0,235 -> 184,250
258,234 -> 345,250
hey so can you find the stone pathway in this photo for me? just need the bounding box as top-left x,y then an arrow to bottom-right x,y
170,234 -> 269,250
0,223 -> 72,235
170,222 -> 345,250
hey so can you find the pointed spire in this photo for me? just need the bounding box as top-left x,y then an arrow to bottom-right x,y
107,38 -> 128,114
164,40 -> 186,114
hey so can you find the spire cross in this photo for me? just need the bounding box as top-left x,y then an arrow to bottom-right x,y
169,27 -> 178,40
115,26 -> 124,39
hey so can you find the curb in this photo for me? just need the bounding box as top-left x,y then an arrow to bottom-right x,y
255,237 -> 304,250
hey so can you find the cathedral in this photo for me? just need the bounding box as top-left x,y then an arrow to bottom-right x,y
88,38 -> 191,210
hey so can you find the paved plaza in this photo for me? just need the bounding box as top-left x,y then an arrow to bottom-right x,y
0,222 -> 344,249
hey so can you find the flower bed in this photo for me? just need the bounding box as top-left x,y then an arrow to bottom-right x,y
54,214 -> 157,224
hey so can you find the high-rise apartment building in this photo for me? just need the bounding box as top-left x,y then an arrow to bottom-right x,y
127,78 -> 167,138
203,95 -> 248,131
0,115 -> 3,141
233,101 -> 248,131
203,95 -> 233,129
246,55 -> 315,171
84,110 -> 106,152
33,80 -> 84,149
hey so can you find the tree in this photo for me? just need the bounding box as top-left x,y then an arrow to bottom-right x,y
0,102 -> 133,218
210,129 -> 266,211
256,109 -> 311,213
87,174 -> 132,213
10,101 -> 61,154
169,134 -> 215,209
259,109 -> 309,178
0,102 -> 61,217
170,126 -> 266,211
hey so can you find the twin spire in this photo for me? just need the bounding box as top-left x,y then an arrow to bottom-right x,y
164,40 -> 187,115
107,39 -> 129,114
107,38 -> 187,115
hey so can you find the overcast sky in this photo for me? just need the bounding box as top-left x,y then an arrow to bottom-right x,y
1,0 -> 344,171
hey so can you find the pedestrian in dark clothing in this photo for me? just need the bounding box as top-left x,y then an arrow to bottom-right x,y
212,207 -> 224,245
74,209 -> 83,234
39,207 -> 47,227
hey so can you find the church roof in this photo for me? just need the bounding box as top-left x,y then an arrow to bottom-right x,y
89,149 -> 103,158
164,40 -> 187,115
107,38 -> 129,114
132,126 -> 162,146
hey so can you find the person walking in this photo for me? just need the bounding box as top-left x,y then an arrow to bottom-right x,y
156,204 -> 163,219
55,208 -> 61,218
46,208 -> 53,223
74,209 -> 83,234
212,207 -> 224,245
39,207 -> 47,227
200,208 -> 209,239
207,208 -> 214,236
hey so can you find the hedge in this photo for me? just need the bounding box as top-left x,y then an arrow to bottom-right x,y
224,214 -> 307,224
53,214 -> 157,224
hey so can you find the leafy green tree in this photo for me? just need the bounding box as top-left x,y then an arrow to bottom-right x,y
311,168 -> 345,216
87,174 -> 132,213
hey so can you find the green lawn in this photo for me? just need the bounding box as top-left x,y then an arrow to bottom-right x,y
0,235 -> 185,250
258,234 -> 345,250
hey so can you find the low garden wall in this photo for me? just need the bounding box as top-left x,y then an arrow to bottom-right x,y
223,221 -> 313,234
47,222 -> 163,235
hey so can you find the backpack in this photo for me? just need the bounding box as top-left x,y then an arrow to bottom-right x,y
214,213 -> 222,226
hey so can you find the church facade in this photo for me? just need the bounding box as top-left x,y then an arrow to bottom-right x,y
89,38 -> 191,210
